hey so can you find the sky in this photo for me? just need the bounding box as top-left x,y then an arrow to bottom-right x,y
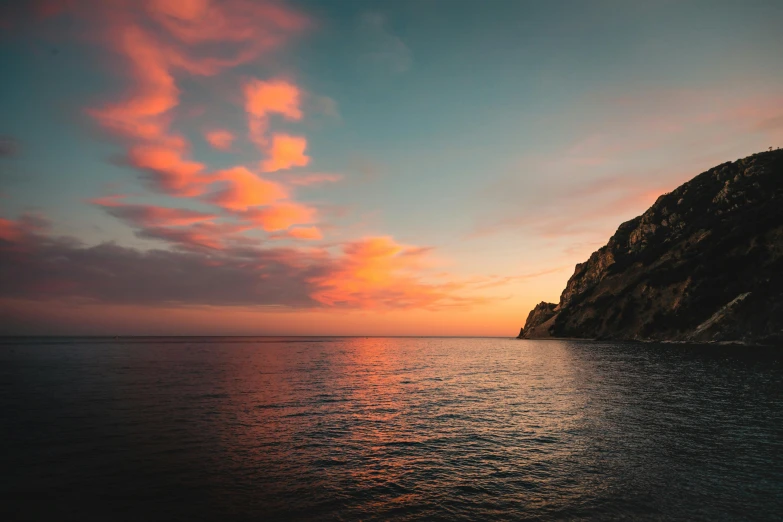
0,0 -> 782,336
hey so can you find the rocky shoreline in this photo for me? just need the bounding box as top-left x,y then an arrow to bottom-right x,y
517,149 -> 783,346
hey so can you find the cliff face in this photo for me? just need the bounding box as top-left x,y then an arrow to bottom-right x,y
518,149 -> 783,345
517,302 -> 557,338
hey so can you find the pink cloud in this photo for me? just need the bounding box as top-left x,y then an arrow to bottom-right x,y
261,134 -> 309,172
206,167 -> 288,211
241,78 -> 312,172
90,24 -> 179,142
71,1 -> 330,247
242,201 -> 317,231
244,78 -> 303,121
86,0 -> 309,198
283,226 -> 323,240
7,2 -> 501,317
244,78 -> 303,148
126,144 -> 206,196
204,129 -> 234,151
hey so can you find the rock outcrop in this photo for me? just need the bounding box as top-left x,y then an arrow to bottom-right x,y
518,149 -> 783,345
517,302 -> 557,338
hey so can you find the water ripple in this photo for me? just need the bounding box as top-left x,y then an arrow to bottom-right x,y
1,337 -> 781,520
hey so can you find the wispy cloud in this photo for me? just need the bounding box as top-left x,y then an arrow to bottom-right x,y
241,202 -> 317,232
204,129 -> 234,151
473,90 -> 783,241
277,226 -> 323,241
80,0 -> 310,201
358,12 -> 412,74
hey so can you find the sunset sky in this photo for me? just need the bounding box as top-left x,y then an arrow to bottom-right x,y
1,0 -> 782,336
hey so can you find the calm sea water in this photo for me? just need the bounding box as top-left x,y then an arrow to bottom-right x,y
1,337 -> 781,521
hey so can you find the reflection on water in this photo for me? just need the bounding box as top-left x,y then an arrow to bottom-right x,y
1,337 -> 781,520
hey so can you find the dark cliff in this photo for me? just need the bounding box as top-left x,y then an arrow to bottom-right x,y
518,149 -> 783,345
517,302 -> 557,338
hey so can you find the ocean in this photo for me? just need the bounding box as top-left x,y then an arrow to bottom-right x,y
1,337 -> 781,520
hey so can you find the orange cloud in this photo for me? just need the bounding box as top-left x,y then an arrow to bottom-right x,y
127,145 -> 206,196
241,78 -> 311,171
242,201 -> 317,231
244,78 -> 303,148
206,167 -> 288,211
90,24 -> 179,144
311,236 -> 478,310
204,129 -> 234,150
244,78 -> 302,121
284,226 -> 323,240
261,134 -> 309,172
6,2 -> 502,326
87,0 -> 308,198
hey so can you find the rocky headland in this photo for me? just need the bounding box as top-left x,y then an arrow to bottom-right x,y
517,149 -> 783,345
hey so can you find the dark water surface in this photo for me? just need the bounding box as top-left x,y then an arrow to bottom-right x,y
1,337 -> 781,521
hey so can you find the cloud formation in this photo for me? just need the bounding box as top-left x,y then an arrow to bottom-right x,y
125,144 -> 207,196
0,0 -> 495,321
0,215 -> 485,311
261,134 -> 309,172
75,3 -> 322,243
243,79 -> 310,171
206,167 -> 288,211
280,226 -> 323,240
244,78 -> 303,127
81,0 -> 311,198
204,129 -> 234,150
242,201 -> 317,232
311,236 -> 477,310
0,222 -> 320,307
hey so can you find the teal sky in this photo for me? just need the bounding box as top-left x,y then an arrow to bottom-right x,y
1,0 -> 782,335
